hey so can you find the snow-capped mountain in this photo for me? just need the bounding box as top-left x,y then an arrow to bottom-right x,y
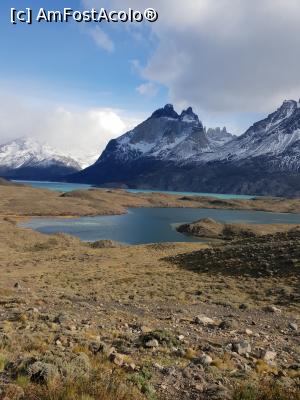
70,101 -> 300,197
0,137 -> 81,180
70,104 -> 235,186
95,104 -> 233,164
201,100 -> 300,172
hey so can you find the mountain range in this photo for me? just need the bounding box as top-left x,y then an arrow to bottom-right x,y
1,100 -> 300,196
0,137 -> 81,181
70,101 -> 300,197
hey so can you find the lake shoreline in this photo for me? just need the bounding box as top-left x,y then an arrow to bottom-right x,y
20,207 -> 300,245
1,180 -> 300,219
12,179 -> 255,200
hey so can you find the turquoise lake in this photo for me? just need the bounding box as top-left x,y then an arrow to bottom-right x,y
13,180 -> 253,199
22,207 -> 300,245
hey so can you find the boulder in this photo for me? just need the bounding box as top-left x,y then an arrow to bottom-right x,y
289,322 -> 298,331
261,350 -> 277,363
232,340 -> 251,356
145,339 -> 159,348
194,315 -> 217,327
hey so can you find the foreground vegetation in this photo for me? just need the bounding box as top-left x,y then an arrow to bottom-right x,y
0,183 -> 299,399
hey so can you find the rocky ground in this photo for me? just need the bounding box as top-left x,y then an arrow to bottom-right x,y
0,183 -> 299,400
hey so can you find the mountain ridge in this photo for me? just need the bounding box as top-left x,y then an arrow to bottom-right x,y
0,137 -> 81,181
69,101 -> 300,197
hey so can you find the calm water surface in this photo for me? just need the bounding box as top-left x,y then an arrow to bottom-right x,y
21,208 -> 300,245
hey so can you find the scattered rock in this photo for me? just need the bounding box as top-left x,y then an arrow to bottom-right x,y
232,340 -> 251,356
219,319 -> 238,330
89,341 -> 115,357
145,339 -> 159,348
140,325 -> 152,333
67,324 -> 77,332
195,354 -> 213,366
289,322 -> 298,331
126,362 -> 136,371
193,383 -> 204,393
141,329 -> 179,348
14,282 -> 21,289
194,315 -> 217,327
88,340 -> 103,354
109,352 -> 124,367
53,313 -> 70,325
264,305 -> 281,313
103,346 -> 116,358
153,362 -> 164,372
261,350 -> 277,363
27,307 -> 39,314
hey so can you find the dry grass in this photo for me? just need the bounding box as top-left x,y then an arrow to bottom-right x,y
16,369 -> 145,400
0,185 -> 299,400
233,381 -> 300,400
0,184 -> 299,219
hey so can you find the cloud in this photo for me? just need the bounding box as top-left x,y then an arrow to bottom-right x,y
0,90 -> 141,167
83,0 -> 300,116
136,82 -> 159,97
87,26 -> 115,52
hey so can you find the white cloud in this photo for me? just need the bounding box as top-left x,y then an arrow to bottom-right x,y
0,90 -> 141,167
87,26 -> 115,52
83,0 -> 300,117
136,82 -> 159,97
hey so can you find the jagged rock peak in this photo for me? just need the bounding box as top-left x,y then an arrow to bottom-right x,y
181,106 -> 194,115
150,104 -> 202,126
276,99 -> 298,114
282,99 -> 297,106
150,104 -> 179,120
180,107 -> 201,125
206,127 -> 229,134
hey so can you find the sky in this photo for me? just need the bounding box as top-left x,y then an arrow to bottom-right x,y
1,0 -> 300,164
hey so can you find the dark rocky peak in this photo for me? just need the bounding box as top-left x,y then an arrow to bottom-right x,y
240,99 -> 299,140
207,126 -> 227,135
280,99 -> 297,109
270,99 -> 298,121
206,126 -> 233,139
180,107 -> 201,126
150,104 -> 179,120
221,126 -> 228,134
